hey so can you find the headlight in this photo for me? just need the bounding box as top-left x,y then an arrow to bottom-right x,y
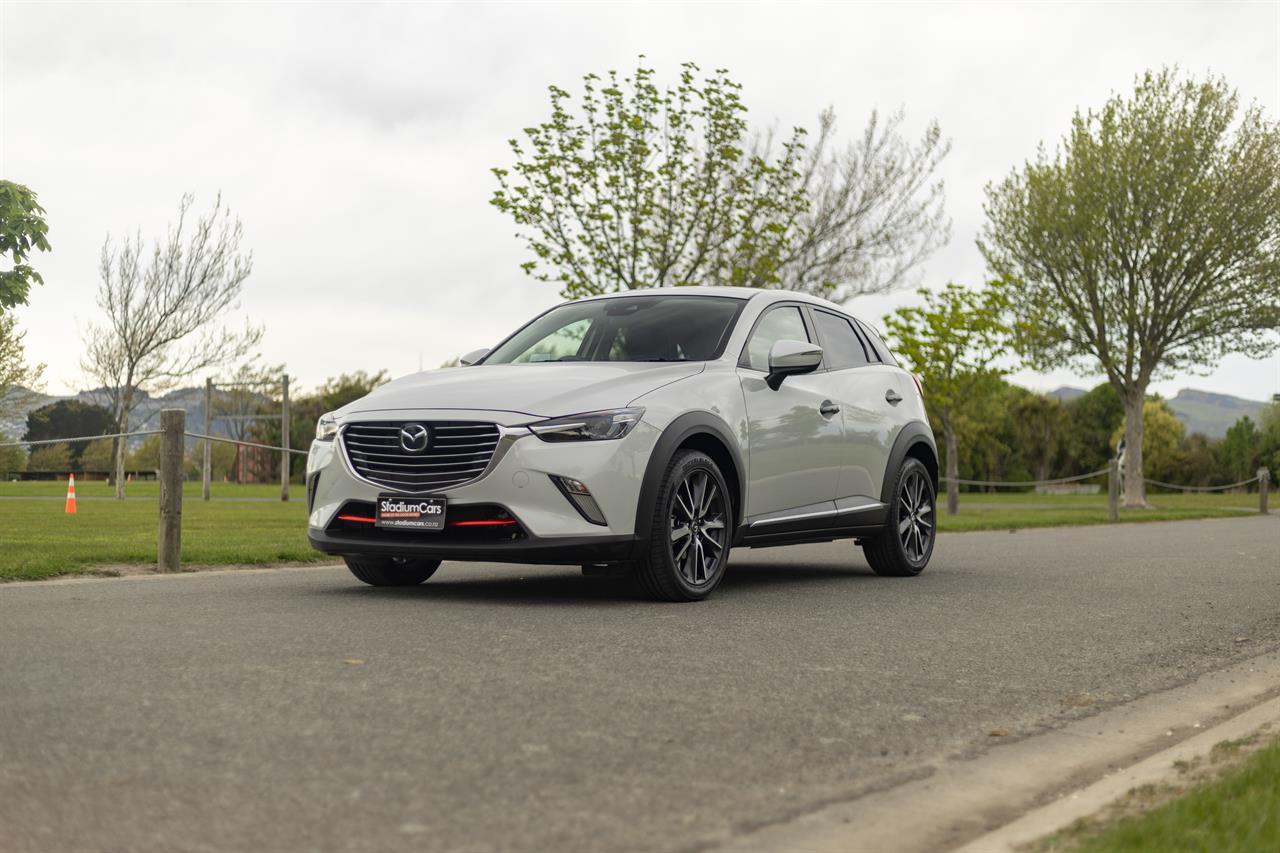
316,412 -> 339,442
528,407 -> 645,442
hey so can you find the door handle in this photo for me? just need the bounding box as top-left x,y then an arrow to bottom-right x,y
819,401 -> 840,417
885,389 -> 903,405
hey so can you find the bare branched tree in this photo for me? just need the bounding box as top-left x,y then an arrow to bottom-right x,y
81,193 -> 261,498
768,108 -> 951,301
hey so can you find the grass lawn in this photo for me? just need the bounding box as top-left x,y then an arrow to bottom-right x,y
0,481 -> 1267,581
0,482 -> 325,581
1037,736 -> 1280,852
938,491 -> 1260,532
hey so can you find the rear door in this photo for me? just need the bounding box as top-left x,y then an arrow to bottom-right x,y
808,309 -> 904,506
736,304 -> 844,519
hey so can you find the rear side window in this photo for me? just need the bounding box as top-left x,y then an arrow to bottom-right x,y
743,306 -> 809,371
855,319 -> 896,365
813,310 -> 870,370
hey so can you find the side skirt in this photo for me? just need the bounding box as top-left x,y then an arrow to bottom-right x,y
734,497 -> 887,548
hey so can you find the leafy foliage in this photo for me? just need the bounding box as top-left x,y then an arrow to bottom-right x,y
492,60 -> 808,298
492,60 -> 950,300
0,181 -> 52,312
981,68 -> 1280,504
883,282 -> 1011,511
0,434 -> 26,474
0,313 -> 45,421
27,442 -> 71,472
23,399 -> 113,467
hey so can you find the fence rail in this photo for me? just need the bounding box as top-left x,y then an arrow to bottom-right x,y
4,410 -> 1273,572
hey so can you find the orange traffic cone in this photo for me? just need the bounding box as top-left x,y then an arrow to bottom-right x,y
65,473 -> 77,514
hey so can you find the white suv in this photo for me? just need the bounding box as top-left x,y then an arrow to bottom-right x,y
306,287 -> 937,600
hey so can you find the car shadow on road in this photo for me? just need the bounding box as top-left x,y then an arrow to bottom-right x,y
313,562 -> 876,607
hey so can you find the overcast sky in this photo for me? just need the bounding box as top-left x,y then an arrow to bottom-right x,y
3,1 -> 1278,400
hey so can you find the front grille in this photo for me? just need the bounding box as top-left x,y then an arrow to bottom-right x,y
342,421 -> 501,492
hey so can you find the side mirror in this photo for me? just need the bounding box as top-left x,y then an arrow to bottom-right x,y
766,339 -> 822,389
460,348 -> 490,366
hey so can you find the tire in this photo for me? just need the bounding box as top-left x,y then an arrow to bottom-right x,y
635,450 -> 733,601
344,555 -> 441,587
862,457 -> 936,577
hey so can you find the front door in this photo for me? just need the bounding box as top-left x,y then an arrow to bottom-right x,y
737,305 -> 844,519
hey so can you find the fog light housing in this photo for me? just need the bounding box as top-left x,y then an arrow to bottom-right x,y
552,475 -> 607,526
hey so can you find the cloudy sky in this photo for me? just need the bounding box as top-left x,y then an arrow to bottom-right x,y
3,0 -> 1278,399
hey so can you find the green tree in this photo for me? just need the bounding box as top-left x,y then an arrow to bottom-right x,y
883,282 -> 1011,514
1058,383 -> 1124,476
0,181 -> 51,312
981,69 -> 1280,507
1217,415 -> 1262,484
0,313 -> 45,421
78,437 -> 116,472
28,442 -> 71,472
1259,403 -> 1280,482
0,434 -> 26,474
23,399 -> 113,468
1009,391 -> 1063,482
492,59 -> 810,298
127,435 -> 162,472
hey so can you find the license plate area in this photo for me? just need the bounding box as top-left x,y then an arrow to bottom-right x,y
375,495 -> 446,531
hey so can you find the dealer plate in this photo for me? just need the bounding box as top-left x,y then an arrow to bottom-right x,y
375,495 -> 446,531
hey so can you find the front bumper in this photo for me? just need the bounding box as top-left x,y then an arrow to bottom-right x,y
306,409 -> 659,562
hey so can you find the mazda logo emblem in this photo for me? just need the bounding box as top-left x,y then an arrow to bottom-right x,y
398,423 -> 430,453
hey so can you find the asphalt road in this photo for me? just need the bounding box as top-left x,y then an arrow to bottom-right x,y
2,516 -> 1277,853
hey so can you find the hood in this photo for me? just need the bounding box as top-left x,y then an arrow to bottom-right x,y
341,362 -> 705,419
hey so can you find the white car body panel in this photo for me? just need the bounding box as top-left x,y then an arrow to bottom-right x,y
305,286 -> 937,566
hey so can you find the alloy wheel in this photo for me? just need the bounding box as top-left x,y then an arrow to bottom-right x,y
898,469 -> 934,563
669,469 -> 727,586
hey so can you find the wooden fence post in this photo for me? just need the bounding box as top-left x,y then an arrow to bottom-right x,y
1108,457 -> 1120,523
158,408 -> 185,573
1260,467 -> 1271,515
202,377 -> 213,501
280,374 -> 290,502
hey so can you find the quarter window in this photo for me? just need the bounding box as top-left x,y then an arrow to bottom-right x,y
814,311 -> 870,370
743,306 -> 809,372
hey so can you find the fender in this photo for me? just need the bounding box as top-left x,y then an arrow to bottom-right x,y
879,421 -> 938,506
633,411 -> 747,550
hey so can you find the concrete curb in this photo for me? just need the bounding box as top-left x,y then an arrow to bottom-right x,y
957,694 -> 1280,851
716,650 -> 1280,853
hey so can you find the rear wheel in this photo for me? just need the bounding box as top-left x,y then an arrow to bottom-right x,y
862,457 -> 935,577
635,450 -> 732,601
344,555 -> 441,587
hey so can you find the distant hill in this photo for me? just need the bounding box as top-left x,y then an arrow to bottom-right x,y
1167,389 -> 1266,438
1047,385 -> 1265,438
1048,386 -> 1087,403
1,385 -> 271,449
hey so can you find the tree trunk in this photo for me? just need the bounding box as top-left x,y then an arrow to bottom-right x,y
1122,387 -> 1147,508
114,410 -> 128,500
942,415 -> 959,515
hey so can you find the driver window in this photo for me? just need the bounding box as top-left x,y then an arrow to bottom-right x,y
515,318 -> 590,363
743,306 -> 808,372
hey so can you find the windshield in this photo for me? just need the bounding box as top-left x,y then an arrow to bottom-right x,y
483,295 -> 746,364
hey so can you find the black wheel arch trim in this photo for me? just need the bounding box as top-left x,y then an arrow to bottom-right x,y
634,411 -> 747,553
879,421 -> 939,506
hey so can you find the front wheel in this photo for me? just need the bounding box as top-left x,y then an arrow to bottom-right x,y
862,457 -> 935,577
344,555 -> 441,587
635,450 -> 732,601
